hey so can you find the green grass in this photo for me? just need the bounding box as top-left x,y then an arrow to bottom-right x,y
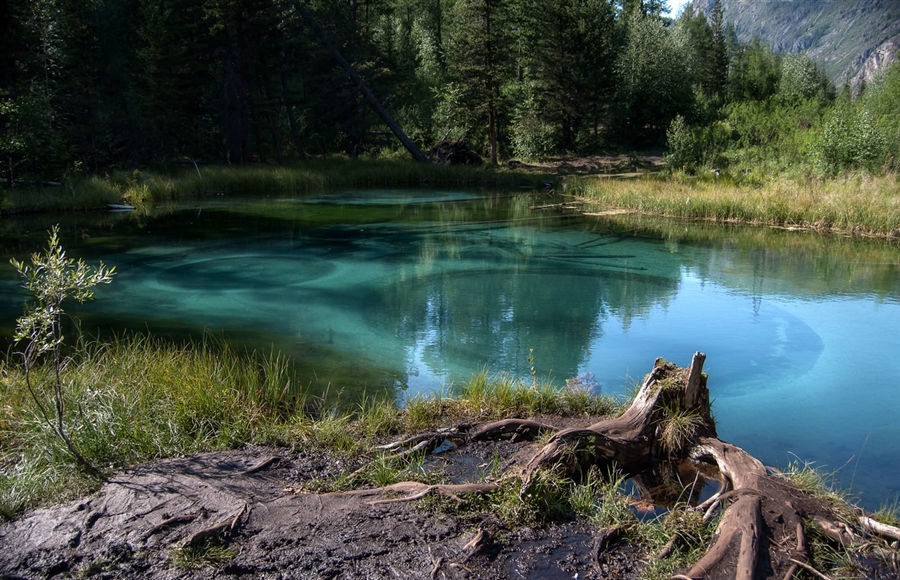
874,497 -> 900,526
0,335 -> 620,519
777,458 -> 851,507
170,542 -> 236,569
0,159 -> 548,215
638,507 -> 718,580
572,171 -> 900,238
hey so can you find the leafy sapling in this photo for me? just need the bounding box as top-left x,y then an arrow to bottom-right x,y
10,225 -> 115,475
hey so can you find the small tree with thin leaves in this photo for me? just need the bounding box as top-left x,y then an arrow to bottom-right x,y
10,225 -> 115,476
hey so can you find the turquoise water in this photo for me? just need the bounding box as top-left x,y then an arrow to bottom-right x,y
1,189 -> 898,509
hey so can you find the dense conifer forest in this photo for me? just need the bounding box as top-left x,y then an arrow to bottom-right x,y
1,0 -> 898,182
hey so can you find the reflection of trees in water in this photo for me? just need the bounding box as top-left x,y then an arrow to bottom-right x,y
600,213 -> 900,300
367,220 -> 681,383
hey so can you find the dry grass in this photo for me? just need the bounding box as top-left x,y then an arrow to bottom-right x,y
572,172 -> 900,238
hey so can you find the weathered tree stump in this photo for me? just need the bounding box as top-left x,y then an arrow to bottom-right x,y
365,352 -> 900,579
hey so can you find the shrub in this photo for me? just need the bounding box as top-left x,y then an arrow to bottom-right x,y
666,115 -> 730,172
9,226 -> 115,474
666,115 -> 700,171
813,108 -> 888,175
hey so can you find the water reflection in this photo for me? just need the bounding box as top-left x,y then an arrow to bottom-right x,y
0,189 -> 898,509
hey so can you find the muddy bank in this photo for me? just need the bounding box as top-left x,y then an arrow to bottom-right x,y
0,442 -> 645,579
4,355 -> 898,579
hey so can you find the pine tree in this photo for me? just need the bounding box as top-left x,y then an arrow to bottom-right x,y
709,0 -> 728,97
443,0 -> 513,164
519,0 -> 617,152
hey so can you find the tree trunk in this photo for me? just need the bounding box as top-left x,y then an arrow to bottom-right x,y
293,1 -> 430,164
280,68 -> 307,160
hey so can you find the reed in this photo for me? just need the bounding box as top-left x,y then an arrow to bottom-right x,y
0,159 -> 547,215
571,172 -> 900,238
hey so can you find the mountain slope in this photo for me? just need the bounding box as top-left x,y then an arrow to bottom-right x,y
691,0 -> 900,88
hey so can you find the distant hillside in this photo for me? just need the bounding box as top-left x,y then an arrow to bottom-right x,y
691,0 -> 900,89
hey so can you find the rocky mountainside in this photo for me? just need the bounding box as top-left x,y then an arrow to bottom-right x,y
691,0 -> 900,89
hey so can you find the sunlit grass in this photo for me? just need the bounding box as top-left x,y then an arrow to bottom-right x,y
453,369 -> 623,420
0,333 -> 303,517
572,171 -> 900,238
874,496 -> 900,526
777,458 -> 852,508
0,339 -> 620,519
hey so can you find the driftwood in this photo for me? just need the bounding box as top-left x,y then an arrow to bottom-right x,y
362,353 -> 892,579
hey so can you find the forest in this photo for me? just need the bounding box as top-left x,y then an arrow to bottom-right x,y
2,0 -> 898,184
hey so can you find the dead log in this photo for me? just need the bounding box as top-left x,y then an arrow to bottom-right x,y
293,1 -> 430,163
859,515 -> 900,542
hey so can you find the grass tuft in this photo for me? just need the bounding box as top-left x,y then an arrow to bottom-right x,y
170,542 -> 236,569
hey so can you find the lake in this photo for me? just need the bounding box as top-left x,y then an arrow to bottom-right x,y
1,188 -> 898,510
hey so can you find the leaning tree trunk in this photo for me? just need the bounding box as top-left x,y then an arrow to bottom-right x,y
293,1 -> 430,164
358,352 -> 898,579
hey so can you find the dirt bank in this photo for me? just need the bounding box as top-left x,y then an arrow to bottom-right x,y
0,439 -> 647,579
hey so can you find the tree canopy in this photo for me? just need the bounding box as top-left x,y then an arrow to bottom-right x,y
2,0 -> 873,180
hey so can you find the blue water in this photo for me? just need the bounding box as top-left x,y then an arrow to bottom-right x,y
1,189 -> 898,509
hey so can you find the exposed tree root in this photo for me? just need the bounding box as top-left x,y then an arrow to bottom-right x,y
591,525 -> 623,575
181,501 -> 247,548
332,481 -> 499,506
365,352 -> 896,578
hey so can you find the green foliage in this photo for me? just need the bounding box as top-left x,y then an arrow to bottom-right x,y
665,115 -> 730,173
813,108 -> 889,175
9,226 -> 115,473
727,38 -> 781,102
516,0 -> 617,154
665,115 -> 698,171
0,89 -> 65,182
859,60 -> 900,171
779,53 -> 835,103
613,10 -> 693,146
509,83 -> 556,160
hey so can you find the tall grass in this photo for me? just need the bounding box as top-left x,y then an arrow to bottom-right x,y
0,333 -> 301,517
449,369 -> 623,419
572,172 -> 900,238
0,159 -> 547,215
0,338 -> 619,519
